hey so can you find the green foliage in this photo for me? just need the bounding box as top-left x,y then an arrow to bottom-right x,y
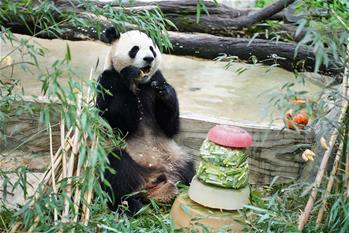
296,0 -> 349,73
0,207 -> 14,231
0,0 -> 175,51
81,0 -> 176,51
255,0 -> 274,8
213,2 -> 349,231
242,2 -> 349,231
242,175 -> 349,233
0,37 -> 122,232
195,0 -> 218,23
1,198 -> 176,232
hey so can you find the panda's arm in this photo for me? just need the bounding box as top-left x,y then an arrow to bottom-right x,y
96,70 -> 117,112
151,71 -> 180,137
96,69 -> 139,136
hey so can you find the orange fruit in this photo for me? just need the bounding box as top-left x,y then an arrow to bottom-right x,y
284,109 -> 309,129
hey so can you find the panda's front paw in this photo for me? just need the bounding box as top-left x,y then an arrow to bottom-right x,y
120,65 -> 142,86
151,81 -> 171,99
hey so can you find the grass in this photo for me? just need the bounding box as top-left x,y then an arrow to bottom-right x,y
2,175 -> 349,233
241,178 -> 349,232
0,182 -> 178,232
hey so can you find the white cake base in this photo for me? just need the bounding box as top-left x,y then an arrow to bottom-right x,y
188,176 -> 250,210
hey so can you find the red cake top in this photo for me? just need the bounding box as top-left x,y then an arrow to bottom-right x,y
207,125 -> 253,148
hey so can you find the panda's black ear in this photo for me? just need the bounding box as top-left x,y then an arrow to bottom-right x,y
105,27 -> 120,43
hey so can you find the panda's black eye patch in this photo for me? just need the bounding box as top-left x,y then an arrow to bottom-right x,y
150,46 -> 157,58
129,46 -> 139,59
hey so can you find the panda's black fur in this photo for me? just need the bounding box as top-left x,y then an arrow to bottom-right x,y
96,28 -> 195,214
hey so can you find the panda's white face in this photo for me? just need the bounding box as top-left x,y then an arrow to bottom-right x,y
105,30 -> 161,84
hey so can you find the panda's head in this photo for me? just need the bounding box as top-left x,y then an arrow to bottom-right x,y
104,27 -> 161,84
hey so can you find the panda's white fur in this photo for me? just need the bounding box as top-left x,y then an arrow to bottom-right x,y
103,30 -> 161,84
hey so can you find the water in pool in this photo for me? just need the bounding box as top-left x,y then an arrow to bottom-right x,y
1,34 -> 326,125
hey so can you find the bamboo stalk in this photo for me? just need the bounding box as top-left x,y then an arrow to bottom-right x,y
40,128 -> 73,185
61,118 -> 67,181
316,140 -> 345,227
72,170 -> 82,222
72,135 -> 87,222
61,117 -> 69,222
298,52 -> 349,231
41,141 -> 71,186
82,137 -> 97,225
10,70 -> 99,231
20,129 -> 72,218
27,216 -> 40,233
9,222 -> 21,233
83,190 -> 94,225
62,129 -> 78,220
24,142 -> 67,232
343,63 -> 349,196
298,130 -> 338,231
49,123 -> 58,222
63,94 -> 82,220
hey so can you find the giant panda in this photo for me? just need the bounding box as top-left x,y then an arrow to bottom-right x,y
96,27 -> 195,214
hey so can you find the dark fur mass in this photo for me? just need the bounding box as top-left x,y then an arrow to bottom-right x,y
129,46 -> 140,59
105,27 -> 120,43
96,66 -> 194,214
96,67 -> 180,138
103,149 -> 146,213
150,46 -> 157,58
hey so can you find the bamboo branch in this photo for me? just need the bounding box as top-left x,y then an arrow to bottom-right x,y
60,117 -> 68,222
316,140 -> 345,227
10,71 -> 99,230
62,127 -> 79,219
62,93 -> 82,220
61,118 -> 67,181
72,93 -> 87,222
49,123 -> 58,222
81,136 -> 97,225
298,48 -> 349,231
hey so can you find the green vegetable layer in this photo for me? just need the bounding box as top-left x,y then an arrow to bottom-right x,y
197,139 -> 249,189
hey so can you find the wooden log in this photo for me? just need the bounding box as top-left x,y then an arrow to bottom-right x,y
1,0 -> 341,75
2,98 -> 315,185
112,0 -> 296,35
168,32 -> 340,76
53,0 -> 291,32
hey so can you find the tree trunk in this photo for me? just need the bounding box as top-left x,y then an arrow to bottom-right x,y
168,32 -> 339,76
2,0 -> 341,75
85,0 -> 296,37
